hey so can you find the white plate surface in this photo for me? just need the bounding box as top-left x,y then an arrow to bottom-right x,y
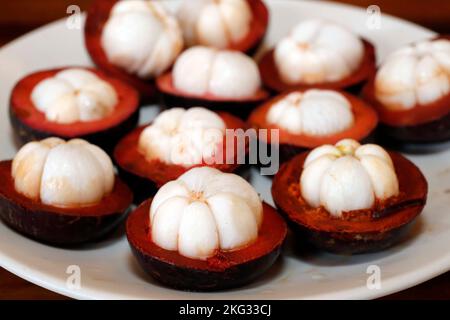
0,0 -> 449,300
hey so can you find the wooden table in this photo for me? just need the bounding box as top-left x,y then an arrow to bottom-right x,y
1,0 -> 450,300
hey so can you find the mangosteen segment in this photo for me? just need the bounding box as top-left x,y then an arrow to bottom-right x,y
126,200 -> 287,291
9,67 -> 140,152
259,39 -> 376,93
0,160 -> 133,245
114,112 -> 248,203
248,90 -> 378,149
271,151 -> 427,254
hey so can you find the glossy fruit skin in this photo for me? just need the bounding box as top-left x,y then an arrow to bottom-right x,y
272,151 -> 428,255
127,200 -> 287,291
10,107 -> 139,154
0,161 -> 133,246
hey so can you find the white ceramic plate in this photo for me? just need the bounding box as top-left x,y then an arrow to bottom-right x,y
1,0 -> 449,300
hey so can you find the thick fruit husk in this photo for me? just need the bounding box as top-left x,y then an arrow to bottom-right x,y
114,112 -> 249,204
9,67 -> 140,154
127,200 -> 287,291
259,39 -> 376,94
361,35 -> 450,145
272,151 -> 428,254
248,90 -> 378,164
84,0 -> 157,101
156,72 -> 270,119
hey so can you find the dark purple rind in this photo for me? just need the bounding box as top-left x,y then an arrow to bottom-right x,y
243,37 -> 266,57
128,238 -> 283,291
279,209 -> 417,255
158,93 -> 266,120
116,166 -> 158,205
0,193 -> 128,246
9,107 -> 140,154
376,110 -> 450,146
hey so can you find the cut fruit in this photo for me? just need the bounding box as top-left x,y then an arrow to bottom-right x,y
126,199 -> 287,291
114,112 -> 248,204
259,39 -> 376,94
248,90 -> 378,162
179,0 -> 269,54
156,72 -> 270,119
272,151 -> 427,254
9,67 -> 140,153
361,35 -> 450,145
84,0 -> 157,100
0,160 -> 133,245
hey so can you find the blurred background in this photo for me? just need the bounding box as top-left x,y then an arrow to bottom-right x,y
1,0 -> 450,46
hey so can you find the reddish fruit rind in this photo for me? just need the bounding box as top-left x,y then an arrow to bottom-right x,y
258,39 -> 376,94
225,0 -> 269,55
361,35 -> 450,144
0,161 -> 133,246
363,77 -> 450,128
84,0 -> 156,100
10,108 -> 139,154
114,112 -> 248,204
247,90 -> 378,163
272,152 -> 427,254
9,67 -> 140,153
127,199 -> 287,291
376,113 -> 450,146
156,73 -> 270,119
248,90 -> 379,147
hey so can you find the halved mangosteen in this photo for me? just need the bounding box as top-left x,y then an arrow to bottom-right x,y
114,107 -> 249,204
156,46 -> 270,119
362,36 -> 450,147
9,67 -> 140,153
177,0 -> 269,55
0,138 -> 133,246
84,0 -> 183,100
127,167 -> 287,291
258,19 -> 376,94
248,89 -> 378,163
272,139 -> 427,254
